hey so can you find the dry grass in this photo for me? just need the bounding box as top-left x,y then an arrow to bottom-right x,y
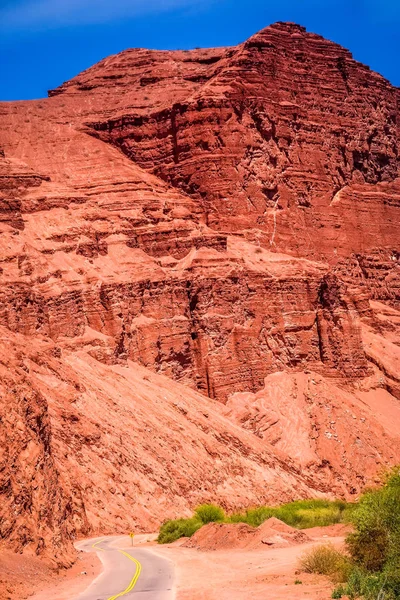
300,544 -> 351,583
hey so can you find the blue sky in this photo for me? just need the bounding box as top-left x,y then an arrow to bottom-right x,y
0,0 -> 399,101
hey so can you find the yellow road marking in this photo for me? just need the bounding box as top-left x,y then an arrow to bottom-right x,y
107,550 -> 142,600
91,539 -> 142,599
92,538 -> 106,551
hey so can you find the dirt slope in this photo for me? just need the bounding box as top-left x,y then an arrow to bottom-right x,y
184,518 -> 310,551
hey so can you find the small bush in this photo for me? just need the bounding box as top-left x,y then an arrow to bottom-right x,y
195,503 -> 225,524
157,517 -> 202,544
228,511 -> 247,523
245,506 -> 275,527
331,584 -> 346,598
347,527 -> 388,573
300,544 -> 350,582
229,506 -> 275,527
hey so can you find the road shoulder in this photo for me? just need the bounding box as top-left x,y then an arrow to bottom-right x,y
10,548 -> 101,600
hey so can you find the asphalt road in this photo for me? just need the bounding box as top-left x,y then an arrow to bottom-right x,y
76,536 -> 174,600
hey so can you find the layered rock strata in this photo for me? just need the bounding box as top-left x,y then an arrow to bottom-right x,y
0,22 -> 399,561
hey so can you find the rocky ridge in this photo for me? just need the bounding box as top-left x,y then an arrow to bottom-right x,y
0,22 -> 399,563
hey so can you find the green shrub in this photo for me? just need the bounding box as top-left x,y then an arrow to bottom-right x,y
228,511 -> 247,523
157,498 -> 354,546
347,527 -> 388,573
245,506 -> 275,527
157,517 -> 202,544
300,544 -> 351,582
344,567 -> 398,600
331,584 -> 346,598
275,499 -> 350,529
229,499 -> 352,530
194,503 -> 225,524
347,468 -> 400,573
229,506 -> 275,527
343,468 -> 400,599
157,504 -> 225,544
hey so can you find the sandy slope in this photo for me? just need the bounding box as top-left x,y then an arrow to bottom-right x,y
0,548 -> 100,600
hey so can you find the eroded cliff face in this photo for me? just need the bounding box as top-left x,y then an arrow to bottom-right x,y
79,23 -> 399,261
0,124 -> 369,402
0,335 -> 79,566
0,22 -> 399,560
50,20 -> 400,303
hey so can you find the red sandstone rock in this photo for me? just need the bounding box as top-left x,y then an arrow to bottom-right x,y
0,342 -> 79,566
0,327 -> 349,545
0,22 -> 399,563
67,23 -> 399,263
224,368 -> 400,492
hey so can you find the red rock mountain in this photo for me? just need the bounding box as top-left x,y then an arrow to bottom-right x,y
0,22 -> 399,564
